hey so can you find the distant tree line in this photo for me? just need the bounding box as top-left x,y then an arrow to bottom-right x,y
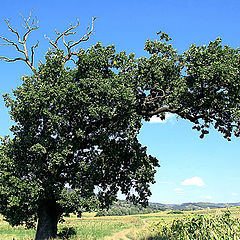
95,201 -> 167,216
95,201 -> 240,216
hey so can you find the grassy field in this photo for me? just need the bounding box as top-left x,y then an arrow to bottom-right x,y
0,207 -> 239,239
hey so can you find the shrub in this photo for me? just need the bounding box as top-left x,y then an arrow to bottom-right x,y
58,227 -> 77,239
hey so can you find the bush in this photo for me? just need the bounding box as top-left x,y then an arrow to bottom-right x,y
167,211 -> 184,214
58,227 -> 77,239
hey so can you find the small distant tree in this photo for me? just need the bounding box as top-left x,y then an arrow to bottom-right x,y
1,13 -> 240,240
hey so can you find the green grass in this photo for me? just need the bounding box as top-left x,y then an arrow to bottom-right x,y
0,215 -> 34,240
0,207 -> 239,239
58,214 -> 142,239
0,213 -> 143,240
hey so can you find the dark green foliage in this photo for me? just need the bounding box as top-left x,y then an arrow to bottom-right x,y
138,33 -> 240,140
57,227 -> 77,239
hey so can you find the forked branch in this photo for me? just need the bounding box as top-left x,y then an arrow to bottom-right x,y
45,17 -> 97,62
0,10 -> 39,73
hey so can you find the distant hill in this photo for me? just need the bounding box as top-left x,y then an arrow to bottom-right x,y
95,200 -> 240,217
150,201 -> 240,211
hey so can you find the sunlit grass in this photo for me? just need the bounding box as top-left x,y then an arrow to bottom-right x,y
0,212 -> 144,239
58,214 -> 143,239
0,207 -> 239,239
0,215 -> 35,240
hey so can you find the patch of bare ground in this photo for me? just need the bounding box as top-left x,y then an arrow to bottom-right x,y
104,227 -> 133,240
104,218 -> 150,240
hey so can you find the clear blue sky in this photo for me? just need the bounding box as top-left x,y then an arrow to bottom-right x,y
0,0 -> 240,204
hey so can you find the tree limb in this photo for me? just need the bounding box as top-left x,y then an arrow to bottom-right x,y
31,40 -> 39,66
141,106 -> 179,116
0,56 -> 26,62
0,10 -> 39,74
45,17 -> 97,62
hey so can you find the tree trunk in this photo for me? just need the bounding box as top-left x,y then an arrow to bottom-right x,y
35,200 -> 62,240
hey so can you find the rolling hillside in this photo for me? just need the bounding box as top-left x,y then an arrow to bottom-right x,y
96,200 -> 240,216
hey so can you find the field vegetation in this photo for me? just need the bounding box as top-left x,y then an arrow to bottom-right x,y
0,207 -> 239,239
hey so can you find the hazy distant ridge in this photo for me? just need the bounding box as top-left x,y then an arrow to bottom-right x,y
150,201 -> 240,210
96,201 -> 240,217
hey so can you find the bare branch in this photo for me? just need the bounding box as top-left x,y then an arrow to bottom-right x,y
65,31 -> 76,36
31,40 -> 39,65
4,19 -> 22,43
0,11 -> 39,74
141,106 -> 179,116
0,56 -> 25,62
70,17 -> 96,49
45,19 -> 80,53
44,35 -> 60,52
65,17 -> 97,62
22,16 -> 39,43
45,17 -> 97,62
0,35 -> 25,54
19,9 -> 36,30
1,13 -> 97,74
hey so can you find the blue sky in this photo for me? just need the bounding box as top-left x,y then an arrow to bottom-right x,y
0,0 -> 240,204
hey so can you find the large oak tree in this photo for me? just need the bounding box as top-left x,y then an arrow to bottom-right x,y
0,14 -> 240,239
